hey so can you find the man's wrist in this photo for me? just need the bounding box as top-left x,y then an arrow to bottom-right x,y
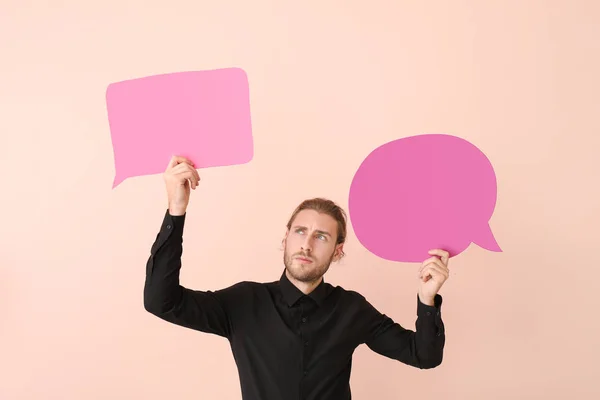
168,206 -> 187,216
418,291 -> 435,306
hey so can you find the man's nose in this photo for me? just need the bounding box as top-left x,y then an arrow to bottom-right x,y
301,237 -> 313,252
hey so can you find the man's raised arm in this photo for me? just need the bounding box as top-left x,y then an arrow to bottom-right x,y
143,156 -> 237,338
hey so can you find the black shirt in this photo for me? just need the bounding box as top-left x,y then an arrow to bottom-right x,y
143,210 -> 446,400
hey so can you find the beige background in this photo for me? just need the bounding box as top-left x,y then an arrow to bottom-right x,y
2,1 -> 599,399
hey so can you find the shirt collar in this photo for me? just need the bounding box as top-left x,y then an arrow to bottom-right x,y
279,269 -> 329,307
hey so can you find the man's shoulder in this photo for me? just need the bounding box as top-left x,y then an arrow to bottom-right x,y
214,279 -> 278,294
217,279 -> 272,289
326,282 -> 369,304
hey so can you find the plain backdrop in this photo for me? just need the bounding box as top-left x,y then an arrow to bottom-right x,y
1,1 -> 599,399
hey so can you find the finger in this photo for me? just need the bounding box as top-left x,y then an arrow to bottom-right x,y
431,263 -> 449,279
192,166 -> 200,184
167,155 -> 194,170
429,259 -> 449,278
420,265 -> 442,282
428,249 -> 448,261
167,156 -> 178,169
171,163 -> 189,173
187,165 -> 201,188
172,163 -> 199,181
420,264 -> 449,281
169,161 -> 195,176
428,249 -> 450,266
420,259 -> 448,277
174,164 -> 200,189
419,256 -> 444,274
172,169 -> 198,187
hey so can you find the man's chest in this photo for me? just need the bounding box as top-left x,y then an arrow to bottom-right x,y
231,295 -> 367,367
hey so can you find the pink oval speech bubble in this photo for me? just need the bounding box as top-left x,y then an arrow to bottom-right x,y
348,134 -> 501,263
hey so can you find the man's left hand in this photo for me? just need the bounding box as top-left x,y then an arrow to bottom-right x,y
418,249 -> 450,306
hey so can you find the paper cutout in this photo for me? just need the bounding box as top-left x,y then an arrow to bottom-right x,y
106,67 -> 253,188
348,134 -> 501,263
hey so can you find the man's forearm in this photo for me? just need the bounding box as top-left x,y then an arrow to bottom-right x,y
143,210 -> 186,315
414,294 -> 445,368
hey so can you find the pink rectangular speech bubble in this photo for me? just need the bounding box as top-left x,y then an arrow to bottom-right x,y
106,67 -> 253,188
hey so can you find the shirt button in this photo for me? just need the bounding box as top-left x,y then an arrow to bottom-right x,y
301,317 -> 307,323
304,341 -> 309,346
166,225 -> 171,229
303,370 -> 308,376
426,311 -> 431,316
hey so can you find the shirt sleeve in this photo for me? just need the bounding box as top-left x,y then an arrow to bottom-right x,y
143,209 -> 240,339
362,293 -> 445,369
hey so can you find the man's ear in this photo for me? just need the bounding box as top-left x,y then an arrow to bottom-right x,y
281,229 -> 289,250
333,243 -> 345,261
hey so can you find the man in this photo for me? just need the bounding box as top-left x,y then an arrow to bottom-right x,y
144,156 -> 450,400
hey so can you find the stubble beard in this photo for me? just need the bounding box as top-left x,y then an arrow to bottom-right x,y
283,248 -> 335,284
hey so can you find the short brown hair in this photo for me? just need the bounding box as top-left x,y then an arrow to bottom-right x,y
286,198 -> 348,246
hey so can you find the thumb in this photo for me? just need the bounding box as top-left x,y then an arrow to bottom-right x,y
167,155 -> 193,169
167,155 -> 178,169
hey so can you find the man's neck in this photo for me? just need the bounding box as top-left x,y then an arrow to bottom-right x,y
285,269 -> 322,295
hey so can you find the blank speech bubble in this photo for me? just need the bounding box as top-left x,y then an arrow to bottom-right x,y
106,67 -> 253,188
348,134 -> 501,263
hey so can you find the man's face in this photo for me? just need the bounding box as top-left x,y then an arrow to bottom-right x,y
283,209 -> 344,284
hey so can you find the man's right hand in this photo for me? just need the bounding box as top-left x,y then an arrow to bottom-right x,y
163,155 -> 201,216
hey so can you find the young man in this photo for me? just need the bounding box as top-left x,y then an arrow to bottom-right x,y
144,156 -> 450,400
